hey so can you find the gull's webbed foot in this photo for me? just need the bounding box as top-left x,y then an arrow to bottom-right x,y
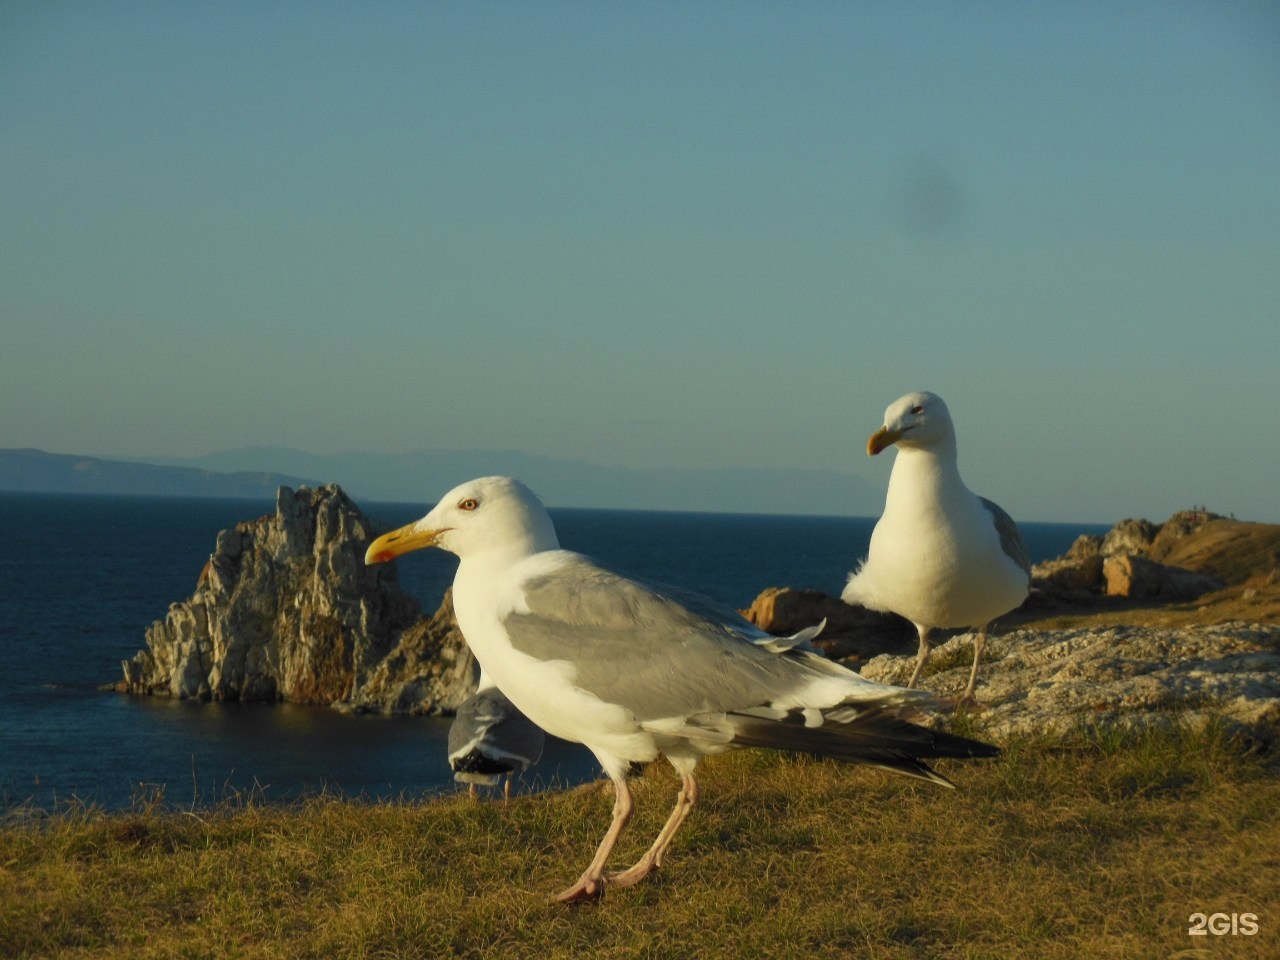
551,873 -> 606,904
955,692 -> 986,713
606,858 -> 658,889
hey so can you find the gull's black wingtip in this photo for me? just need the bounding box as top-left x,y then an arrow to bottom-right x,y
727,705 -> 1001,783
932,726 -> 1001,759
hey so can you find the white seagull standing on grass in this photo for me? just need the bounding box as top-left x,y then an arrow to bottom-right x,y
447,670 -> 545,800
366,475 -> 999,903
842,391 -> 1030,704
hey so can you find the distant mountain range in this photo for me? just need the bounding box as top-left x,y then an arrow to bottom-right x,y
1,446 -> 884,516
0,449 -> 314,500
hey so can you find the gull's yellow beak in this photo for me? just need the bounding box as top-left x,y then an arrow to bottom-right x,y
867,426 -> 903,456
364,523 -> 447,564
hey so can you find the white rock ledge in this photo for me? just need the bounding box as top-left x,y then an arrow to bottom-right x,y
860,623 -> 1280,740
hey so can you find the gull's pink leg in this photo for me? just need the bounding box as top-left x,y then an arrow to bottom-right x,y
552,776 -> 633,904
906,625 -> 932,688
608,774 -> 699,888
958,626 -> 988,707
649,774 -> 698,870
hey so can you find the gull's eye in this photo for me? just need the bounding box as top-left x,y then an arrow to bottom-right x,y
911,404 -> 925,415
458,498 -> 479,511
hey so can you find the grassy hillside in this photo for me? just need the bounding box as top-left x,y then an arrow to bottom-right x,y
1151,517 -> 1280,586
3,719 -> 1277,959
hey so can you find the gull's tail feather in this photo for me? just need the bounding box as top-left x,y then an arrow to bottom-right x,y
727,706 -> 999,788
450,749 -> 518,777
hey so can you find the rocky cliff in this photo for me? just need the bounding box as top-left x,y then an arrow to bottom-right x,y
117,485 -> 475,713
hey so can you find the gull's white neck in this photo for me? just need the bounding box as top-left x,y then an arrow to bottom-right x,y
448,529 -> 561,696
883,438 -> 969,516
455,531 -> 550,584
451,524 -> 559,628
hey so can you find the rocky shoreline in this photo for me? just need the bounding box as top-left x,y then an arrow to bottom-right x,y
114,488 -> 1280,739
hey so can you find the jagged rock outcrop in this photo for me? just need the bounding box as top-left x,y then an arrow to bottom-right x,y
1029,551 -> 1104,598
1101,518 -> 1159,558
1101,554 -> 1225,601
117,485 -> 474,712
861,623 -> 1280,740
343,590 -> 477,716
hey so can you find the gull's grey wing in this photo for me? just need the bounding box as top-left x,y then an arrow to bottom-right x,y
630,576 -> 825,653
501,555 -> 856,723
979,496 -> 1031,577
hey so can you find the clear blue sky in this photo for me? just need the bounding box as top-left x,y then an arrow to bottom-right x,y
3,1 -> 1277,523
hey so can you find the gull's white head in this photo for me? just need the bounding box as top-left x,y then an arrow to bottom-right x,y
364,476 -> 559,565
866,390 -> 955,455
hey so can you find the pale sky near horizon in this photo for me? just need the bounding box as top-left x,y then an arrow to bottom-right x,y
2,1 -> 1278,523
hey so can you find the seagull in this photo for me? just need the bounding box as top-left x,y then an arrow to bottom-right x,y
366,476 -> 999,902
448,670 -> 545,800
842,391 -> 1030,703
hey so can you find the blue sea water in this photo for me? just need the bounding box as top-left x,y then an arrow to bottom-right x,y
0,492 -> 1106,812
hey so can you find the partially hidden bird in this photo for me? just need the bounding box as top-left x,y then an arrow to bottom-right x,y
448,670 -> 545,800
366,475 -> 999,902
842,391 -> 1030,703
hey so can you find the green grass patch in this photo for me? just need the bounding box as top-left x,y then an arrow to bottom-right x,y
2,721 -> 1277,959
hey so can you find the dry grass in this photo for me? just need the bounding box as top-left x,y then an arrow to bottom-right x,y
2,719 -> 1278,959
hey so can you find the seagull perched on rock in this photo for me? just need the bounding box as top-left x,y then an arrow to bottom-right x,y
366,475 -> 999,902
842,391 -> 1030,703
448,670 -> 545,800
